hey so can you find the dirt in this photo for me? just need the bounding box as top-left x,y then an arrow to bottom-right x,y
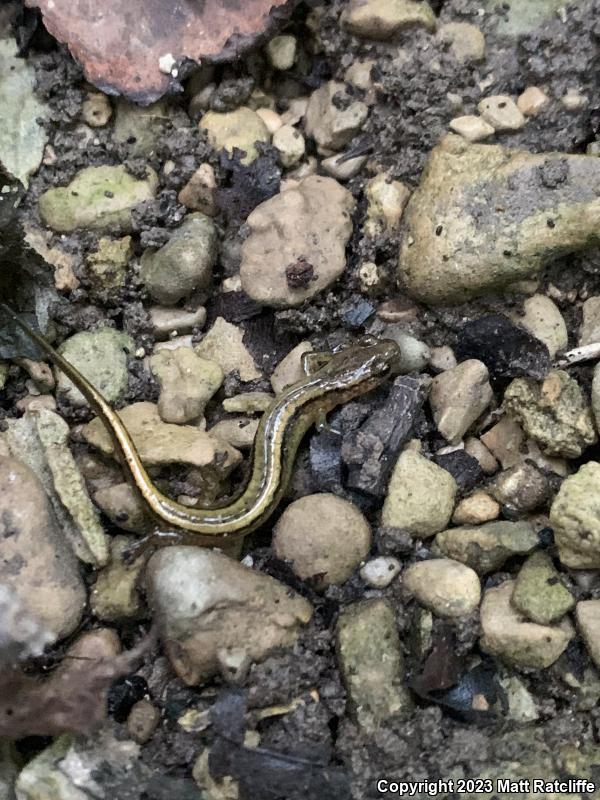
4,0 -> 600,798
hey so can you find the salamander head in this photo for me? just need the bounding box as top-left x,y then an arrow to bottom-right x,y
318,336 -> 402,392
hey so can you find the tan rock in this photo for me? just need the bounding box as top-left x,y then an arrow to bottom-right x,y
194,317 -> 262,381
304,80 -> 368,152
91,536 -> 146,621
478,95 -> 525,131
146,547 -> 312,685
150,347 -> 223,424
364,172 -> 411,236
433,520 -> 538,574
222,392 -> 273,414
0,457 -> 86,640
550,462 -> 600,568
81,92 -> 112,127
341,0 -> 436,39
93,482 -> 149,533
576,600 -> 600,669
403,558 -> 481,618
240,176 -> 355,307
82,401 -> 241,473
517,86 -> 549,117
149,304 -> 206,339
199,107 -> 270,165
429,359 -> 493,444
437,22 -> 485,63
208,417 -> 260,449
272,124 -> 305,168
382,450 -> 457,537
177,164 -> 217,215
509,294 -> 567,357
273,494 -> 371,588
127,699 -> 160,744
579,296 -> 600,346
452,491 -> 500,525
449,115 -> 494,142
464,436 -> 499,474
480,581 -> 573,668
271,342 -> 313,393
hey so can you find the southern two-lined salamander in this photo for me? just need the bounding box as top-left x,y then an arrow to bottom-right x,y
3,304 -> 401,550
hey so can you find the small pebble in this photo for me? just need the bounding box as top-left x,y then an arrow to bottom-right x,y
452,491 -> 500,525
562,88 -> 588,110
428,346 -> 457,373
464,436 -> 499,475
222,392 -> 273,414
382,450 -> 457,537
208,417 -> 259,449
126,699 -> 160,744
512,551 -> 575,625
478,95 -> 525,131
509,294 -> 567,358
322,152 -> 368,180
266,35 -> 297,70
360,556 -> 401,588
149,305 -> 206,339
255,107 -> 283,134
433,520 -> 538,574
177,164 -> 217,216
449,115 -> 495,142
272,124 -> 306,168
271,342 -> 313,394
489,462 -> 549,515
81,92 -> 112,127
517,86 -> 549,117
437,22 -> 485,63
403,558 -> 481,618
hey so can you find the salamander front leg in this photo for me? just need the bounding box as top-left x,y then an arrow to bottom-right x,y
122,529 -> 187,564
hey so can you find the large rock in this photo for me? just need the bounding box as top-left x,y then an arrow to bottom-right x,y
240,175 -> 356,307
140,213 -> 217,305
382,449 -> 457,536
38,165 -> 158,233
398,135 -> 600,305
146,547 -> 312,684
0,457 -> 86,641
336,598 -> 411,729
550,462 -> 600,568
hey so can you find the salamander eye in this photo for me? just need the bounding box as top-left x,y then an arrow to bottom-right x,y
372,357 -> 390,374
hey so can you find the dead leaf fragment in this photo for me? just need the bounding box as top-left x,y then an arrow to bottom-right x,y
26,0 -> 298,103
